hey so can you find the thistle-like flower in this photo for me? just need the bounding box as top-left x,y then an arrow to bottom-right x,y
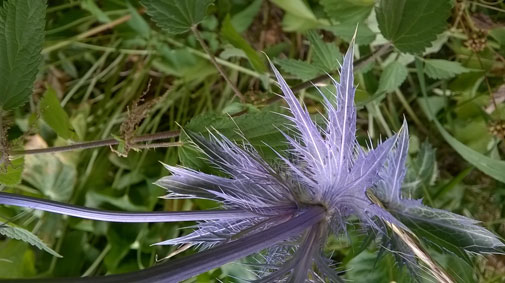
0,42 -> 503,283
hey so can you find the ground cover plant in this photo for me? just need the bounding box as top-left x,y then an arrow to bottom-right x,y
1,0 -> 505,282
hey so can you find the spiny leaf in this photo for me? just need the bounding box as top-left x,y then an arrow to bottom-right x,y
0,222 -> 62,257
392,205 -> 504,254
376,0 -> 451,54
0,0 -> 46,110
306,30 -> 342,72
141,0 -> 214,34
424,59 -> 471,80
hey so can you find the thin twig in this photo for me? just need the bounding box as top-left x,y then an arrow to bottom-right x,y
10,130 -> 180,156
191,25 -> 245,102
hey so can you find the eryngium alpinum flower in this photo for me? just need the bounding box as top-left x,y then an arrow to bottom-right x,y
154,41 -> 503,282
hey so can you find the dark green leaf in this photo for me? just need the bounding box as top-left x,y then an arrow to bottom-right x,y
40,87 -> 76,140
221,15 -> 266,73
376,0 -> 451,53
141,0 -> 214,34
0,0 -> 46,110
424,59 -> 471,80
306,30 -> 342,72
0,222 -> 61,257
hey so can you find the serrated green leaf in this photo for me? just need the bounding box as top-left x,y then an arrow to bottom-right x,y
231,0 -> 262,33
306,31 -> 342,72
0,223 -> 61,257
0,156 -> 23,186
346,250 -> 410,282
0,0 -> 46,110
424,59 -> 471,80
274,58 -> 321,81
40,87 -> 75,140
321,0 -> 374,24
376,0 -> 451,54
221,15 -> 266,73
141,0 -> 214,34
392,205 -> 504,254
377,61 -> 408,93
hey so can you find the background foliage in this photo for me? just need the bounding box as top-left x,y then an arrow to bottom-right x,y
1,0 -> 505,281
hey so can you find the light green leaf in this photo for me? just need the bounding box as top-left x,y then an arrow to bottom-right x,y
324,23 -> 376,45
377,61 -> 408,93
321,0 -> 374,24
127,2 -> 150,37
141,0 -> 214,34
231,0 -> 262,33
23,151 -> 76,202
0,241 -> 36,278
306,31 -> 342,72
0,223 -> 62,258
0,0 -> 46,110
221,15 -> 266,73
81,0 -> 110,23
424,59 -> 471,80
275,58 -> 321,81
376,0 -> 451,53
40,87 -> 75,140
0,156 -> 23,186
270,0 -> 316,21
346,251 -> 410,282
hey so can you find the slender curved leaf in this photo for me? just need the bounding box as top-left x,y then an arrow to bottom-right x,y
0,0 -> 46,110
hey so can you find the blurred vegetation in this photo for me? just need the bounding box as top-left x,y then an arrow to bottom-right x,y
1,0 -> 505,282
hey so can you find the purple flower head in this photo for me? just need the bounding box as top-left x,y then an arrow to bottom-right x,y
155,42 -> 402,281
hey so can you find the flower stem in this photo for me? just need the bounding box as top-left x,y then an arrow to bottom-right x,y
0,192 -> 284,222
5,206 -> 324,283
9,130 -> 180,156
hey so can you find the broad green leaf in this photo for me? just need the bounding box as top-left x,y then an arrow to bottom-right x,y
231,0 -> 262,33
306,31 -> 342,72
324,23 -> 376,45
377,61 -> 408,93
0,222 -> 61,257
0,241 -> 36,278
376,0 -> 451,53
392,205 -> 504,254
0,156 -> 23,185
275,58 -> 321,81
23,148 -> 76,202
221,15 -> 266,73
321,0 -> 374,24
127,2 -> 150,38
40,87 -> 75,140
270,0 -> 316,21
424,59 -> 471,80
141,0 -> 214,34
105,223 -> 144,271
0,0 -> 46,110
